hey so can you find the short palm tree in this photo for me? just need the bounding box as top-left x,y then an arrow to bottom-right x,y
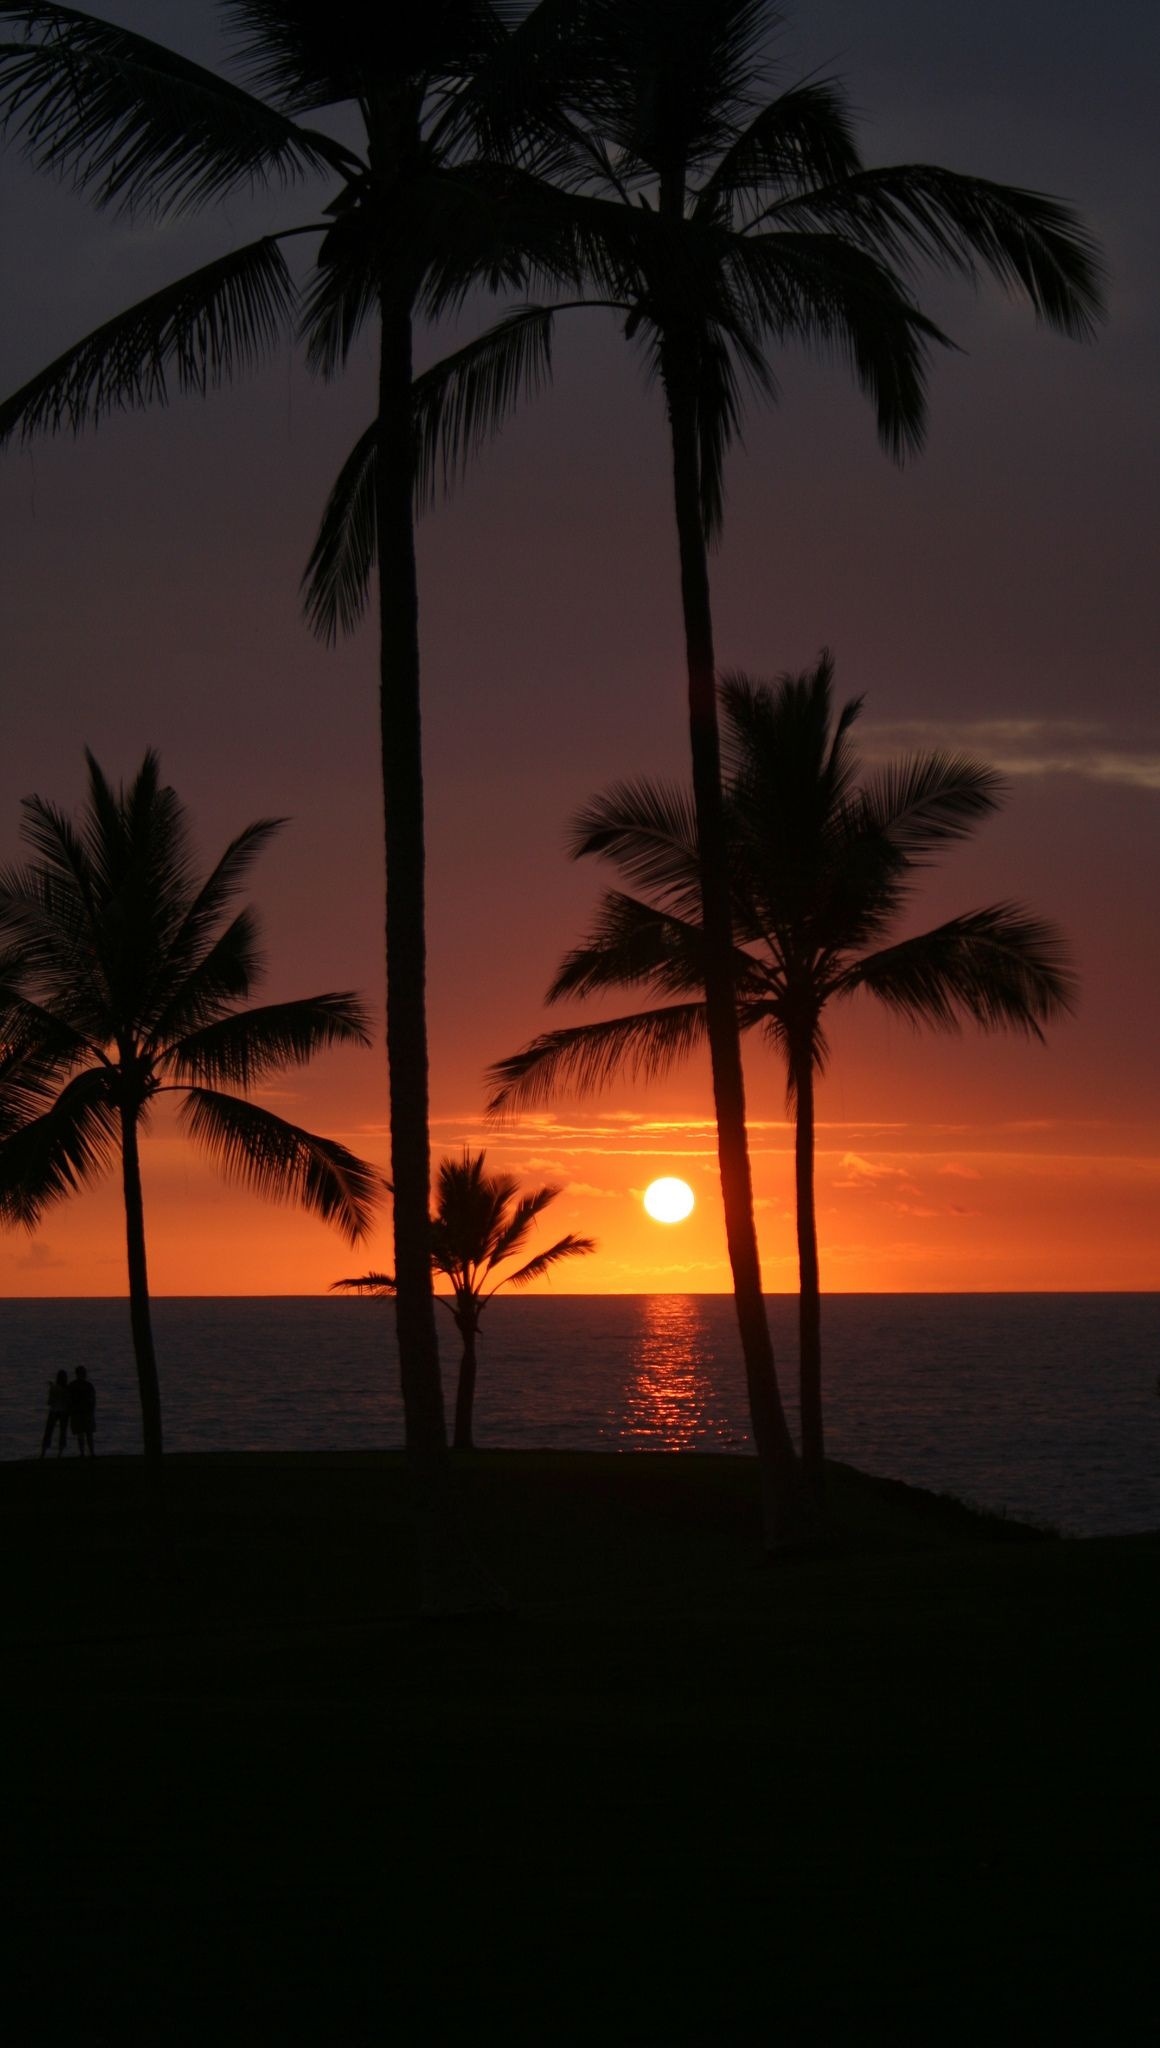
0,750 -> 378,1461
0,2 -> 590,1488
487,655 -> 1076,1492
419,0 -> 1103,1541
333,1149 -> 594,1450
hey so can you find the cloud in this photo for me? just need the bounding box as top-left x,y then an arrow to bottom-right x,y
939,1162 -> 983,1180
11,1240 -> 66,1272
564,1181 -> 621,1200
833,1152 -> 909,1188
860,715 -> 1160,791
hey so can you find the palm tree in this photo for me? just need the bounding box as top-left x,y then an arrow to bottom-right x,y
0,2 -> 590,1494
0,749 -> 378,1461
333,1148 -> 595,1449
417,0 -> 1102,1541
487,655 -> 1077,1493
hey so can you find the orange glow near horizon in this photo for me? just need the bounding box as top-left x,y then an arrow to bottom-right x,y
1,1089 -> 1156,1297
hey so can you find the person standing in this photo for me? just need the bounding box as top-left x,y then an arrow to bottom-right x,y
40,1371 -> 70,1458
69,1367 -> 96,1457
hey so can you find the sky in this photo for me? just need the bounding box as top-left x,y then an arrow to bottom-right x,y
1,0 -> 1157,1297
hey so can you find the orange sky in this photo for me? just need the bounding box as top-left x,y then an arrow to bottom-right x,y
1,2 -> 1157,1298
2,1056 -> 1155,1297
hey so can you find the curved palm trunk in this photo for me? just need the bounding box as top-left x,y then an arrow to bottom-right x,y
452,1310 -> 480,1452
660,338 -> 803,1545
119,1099 -> 163,1462
376,303 -> 448,1465
793,1054 -> 824,1493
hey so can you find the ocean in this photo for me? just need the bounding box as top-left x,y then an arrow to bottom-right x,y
3,1293 -> 1157,1538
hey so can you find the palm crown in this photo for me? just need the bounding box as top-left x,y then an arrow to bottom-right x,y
419,0 -> 1103,542
0,749 -> 377,1456
334,1147 -> 594,1447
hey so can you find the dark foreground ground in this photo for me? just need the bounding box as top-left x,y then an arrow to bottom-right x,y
2,1451 -> 1155,2045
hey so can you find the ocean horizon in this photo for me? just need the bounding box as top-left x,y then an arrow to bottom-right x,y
4,1291 -> 1157,1539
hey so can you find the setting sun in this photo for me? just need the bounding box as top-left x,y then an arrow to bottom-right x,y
643,1177 -> 695,1224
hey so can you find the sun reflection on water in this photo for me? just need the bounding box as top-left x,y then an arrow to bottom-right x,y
620,1295 -> 745,1451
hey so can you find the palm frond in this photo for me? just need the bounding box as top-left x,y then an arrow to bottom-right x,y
0,838 -> 114,1035
0,237 -> 298,444
418,161 -> 598,319
300,421 -> 377,642
480,1181 -> 561,1271
145,908 -> 263,1048
0,1028 -> 70,1138
145,816 -> 286,1018
486,1003 -> 708,1115
223,0 -> 510,116
412,304 -> 556,511
692,317 -> 748,541
298,192 -> 379,378
696,77 -> 862,223
500,1231 -> 597,1288
859,754 -> 1004,860
570,777 -> 703,914
431,1150 -> 522,1275
0,982 -> 100,1073
842,905 -> 1078,1038
180,1087 -> 381,1243
583,0 -> 779,185
547,891 -> 714,1003
439,0 -> 602,175
766,164 -> 1106,340
0,1064 -> 117,1226
170,993 -> 372,1087
728,229 -> 948,461
0,4 -> 353,215
329,1271 -> 396,1294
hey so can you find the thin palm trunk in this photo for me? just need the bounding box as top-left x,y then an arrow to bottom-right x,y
453,1313 -> 480,1451
661,335 -> 802,1544
118,1097 -> 163,1463
793,1053 -> 824,1492
376,297 -> 506,1609
376,301 -> 448,1470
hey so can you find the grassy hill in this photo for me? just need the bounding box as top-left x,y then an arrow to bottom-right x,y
3,1452 -> 1155,2043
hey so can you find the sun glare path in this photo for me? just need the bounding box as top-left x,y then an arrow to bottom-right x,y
643,1177 -> 695,1224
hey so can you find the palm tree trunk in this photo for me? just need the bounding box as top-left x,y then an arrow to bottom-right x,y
375,299 -> 506,1609
118,1099 -> 163,1462
793,1054 -> 824,1492
660,336 -> 803,1546
452,1317 -> 479,1452
376,301 -> 448,1468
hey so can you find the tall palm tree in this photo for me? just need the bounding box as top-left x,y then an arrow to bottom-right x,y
0,2 -> 590,1495
487,655 -> 1077,1492
333,1148 -> 594,1449
415,0 -> 1102,1541
0,749 -> 378,1461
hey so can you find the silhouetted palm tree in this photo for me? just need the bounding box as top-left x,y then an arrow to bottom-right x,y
334,1148 -> 594,1449
423,0 -> 1102,1541
0,2 -> 589,1493
488,655 -> 1076,1491
0,750 -> 377,1460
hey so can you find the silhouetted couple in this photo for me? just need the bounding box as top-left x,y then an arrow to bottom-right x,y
40,1367 -> 96,1458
